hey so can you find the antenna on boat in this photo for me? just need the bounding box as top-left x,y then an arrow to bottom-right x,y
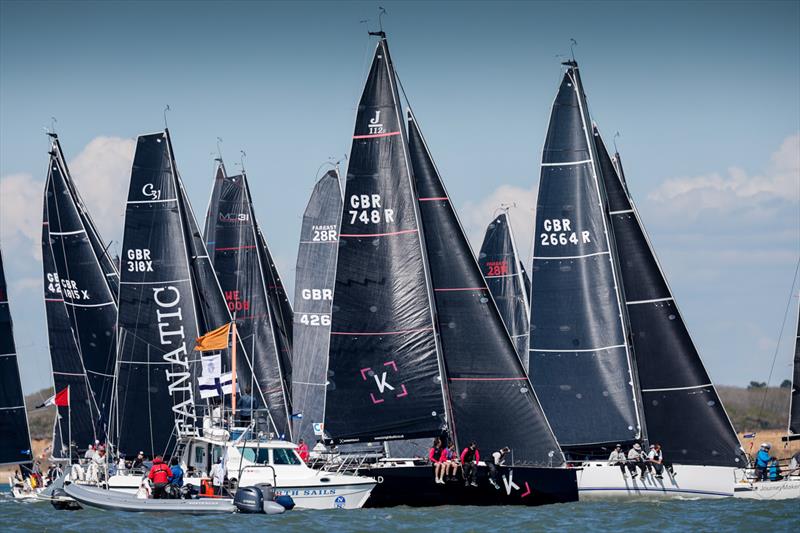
613,131 -> 621,154
163,105 -> 171,130
368,6 -> 387,37
215,137 -> 224,162
570,38 -> 577,61
239,150 -> 247,173
493,202 -> 517,217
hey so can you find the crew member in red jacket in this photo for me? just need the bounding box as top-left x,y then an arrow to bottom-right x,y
428,437 -> 447,484
296,439 -> 309,462
460,442 -> 480,487
148,456 -> 173,499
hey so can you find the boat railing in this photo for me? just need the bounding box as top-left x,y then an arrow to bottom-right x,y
237,464 -> 278,487
309,450 -> 387,475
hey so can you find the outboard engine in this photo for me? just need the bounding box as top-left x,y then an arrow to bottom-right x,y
255,483 -> 274,501
234,487 -> 264,514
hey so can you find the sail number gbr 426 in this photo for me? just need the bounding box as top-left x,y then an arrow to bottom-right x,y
539,218 -> 591,247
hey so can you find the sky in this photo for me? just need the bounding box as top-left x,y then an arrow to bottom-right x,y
1,0 -> 798,397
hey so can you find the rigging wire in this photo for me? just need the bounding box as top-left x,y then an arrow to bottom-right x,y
756,256 -> 800,423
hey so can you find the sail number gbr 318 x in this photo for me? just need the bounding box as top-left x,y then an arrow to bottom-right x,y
539,218 -> 591,247
348,194 -> 394,225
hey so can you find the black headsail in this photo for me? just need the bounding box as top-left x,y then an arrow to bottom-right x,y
292,169 -> 343,444
478,211 -> 532,370
594,126 -> 744,466
44,139 -> 118,441
261,231 -> 294,387
324,36 -> 446,444
43,183 -> 102,458
529,62 -> 641,453
203,162 -> 292,439
791,297 -> 800,437
114,130 -> 202,458
0,247 -> 33,466
410,112 -> 564,465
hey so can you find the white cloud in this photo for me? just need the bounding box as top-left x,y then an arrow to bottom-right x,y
0,136 -> 134,261
68,136 -> 135,247
459,183 -> 537,261
647,133 -> 800,218
0,173 -> 44,259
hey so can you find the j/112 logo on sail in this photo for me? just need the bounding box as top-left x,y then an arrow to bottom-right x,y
368,110 -> 384,134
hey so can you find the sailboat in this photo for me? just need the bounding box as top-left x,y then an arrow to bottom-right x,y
292,168 -> 343,445
529,59 -> 745,498
734,279 -> 800,499
42,134 -> 119,460
478,209 -> 532,369
320,32 -> 577,507
203,160 -> 293,440
0,246 -> 36,497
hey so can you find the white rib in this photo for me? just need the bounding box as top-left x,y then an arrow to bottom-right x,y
533,251 -> 610,260
0,406 -> 24,411
0,300 -> 7,304
530,344 -> 626,353
292,381 -> 327,387
63,300 -> 115,308
299,240 -> 338,245
0,352 -> 16,357
485,273 -> 517,279
105,273 -> 118,277
121,278 -> 190,285
49,229 -> 86,236
118,360 -> 172,365
541,159 -> 592,167
609,209 -> 634,215
626,297 -> 674,305
127,198 -> 178,204
53,371 -> 86,376
642,383 -> 712,393
87,369 -> 116,378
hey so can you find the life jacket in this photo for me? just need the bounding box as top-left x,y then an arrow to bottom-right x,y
149,462 -> 171,485
462,447 -> 478,463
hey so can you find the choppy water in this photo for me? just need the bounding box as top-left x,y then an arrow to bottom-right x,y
1,485 -> 797,532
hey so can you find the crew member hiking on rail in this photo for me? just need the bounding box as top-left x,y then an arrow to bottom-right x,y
608,444 -> 627,476
429,437 -> 447,484
444,441 -> 460,482
148,456 -> 173,499
627,443 -> 647,478
648,443 -> 675,479
460,442 -> 480,487
754,443 -> 773,481
488,447 -> 510,490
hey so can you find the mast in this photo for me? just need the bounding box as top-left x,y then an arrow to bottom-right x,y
323,35 -> 447,445
478,210 -> 532,370
528,61 -> 642,455
292,169 -> 343,444
203,162 -> 290,439
409,110 -> 565,465
0,247 -> 34,466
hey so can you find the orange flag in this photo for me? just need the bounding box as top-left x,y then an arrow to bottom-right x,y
194,322 -> 231,351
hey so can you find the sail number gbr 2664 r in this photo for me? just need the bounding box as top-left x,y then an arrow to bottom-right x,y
539,218 -> 591,247
348,194 -> 394,225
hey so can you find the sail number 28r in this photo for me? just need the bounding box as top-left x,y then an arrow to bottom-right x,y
539,219 -> 590,246
348,194 -> 395,225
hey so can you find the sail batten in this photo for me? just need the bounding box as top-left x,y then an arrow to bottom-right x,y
594,125 -> 744,466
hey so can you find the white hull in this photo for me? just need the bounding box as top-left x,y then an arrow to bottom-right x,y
106,473 -> 375,510
733,471 -> 800,500
577,462 -> 736,499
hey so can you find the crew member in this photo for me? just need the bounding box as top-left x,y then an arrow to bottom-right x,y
170,457 -> 184,489
627,443 -> 647,478
488,447 -> 510,490
210,457 -> 226,495
608,444 -> 627,476
148,456 -> 173,499
429,437 -> 447,484
296,439 -> 309,462
460,442 -> 480,487
754,443 -> 773,481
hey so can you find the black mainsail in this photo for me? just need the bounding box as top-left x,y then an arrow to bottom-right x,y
114,130 -> 205,457
409,111 -> 564,465
594,126 -> 744,466
324,37 -> 446,444
529,61 -> 641,453
203,163 -> 292,439
478,211 -> 532,370
44,139 -> 118,441
292,169 -> 343,444
0,247 -> 33,466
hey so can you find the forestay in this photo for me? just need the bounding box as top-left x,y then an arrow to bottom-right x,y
0,247 -> 33,466
594,126 -> 744,466
410,112 -> 564,466
478,211 -> 532,370
324,37 -> 445,444
529,62 -> 640,451
292,169 -> 342,444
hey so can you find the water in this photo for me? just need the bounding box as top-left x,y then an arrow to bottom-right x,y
1,487 -> 797,533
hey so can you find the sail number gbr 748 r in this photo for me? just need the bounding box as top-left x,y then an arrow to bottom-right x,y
348,194 -> 394,225
539,218 -> 591,247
